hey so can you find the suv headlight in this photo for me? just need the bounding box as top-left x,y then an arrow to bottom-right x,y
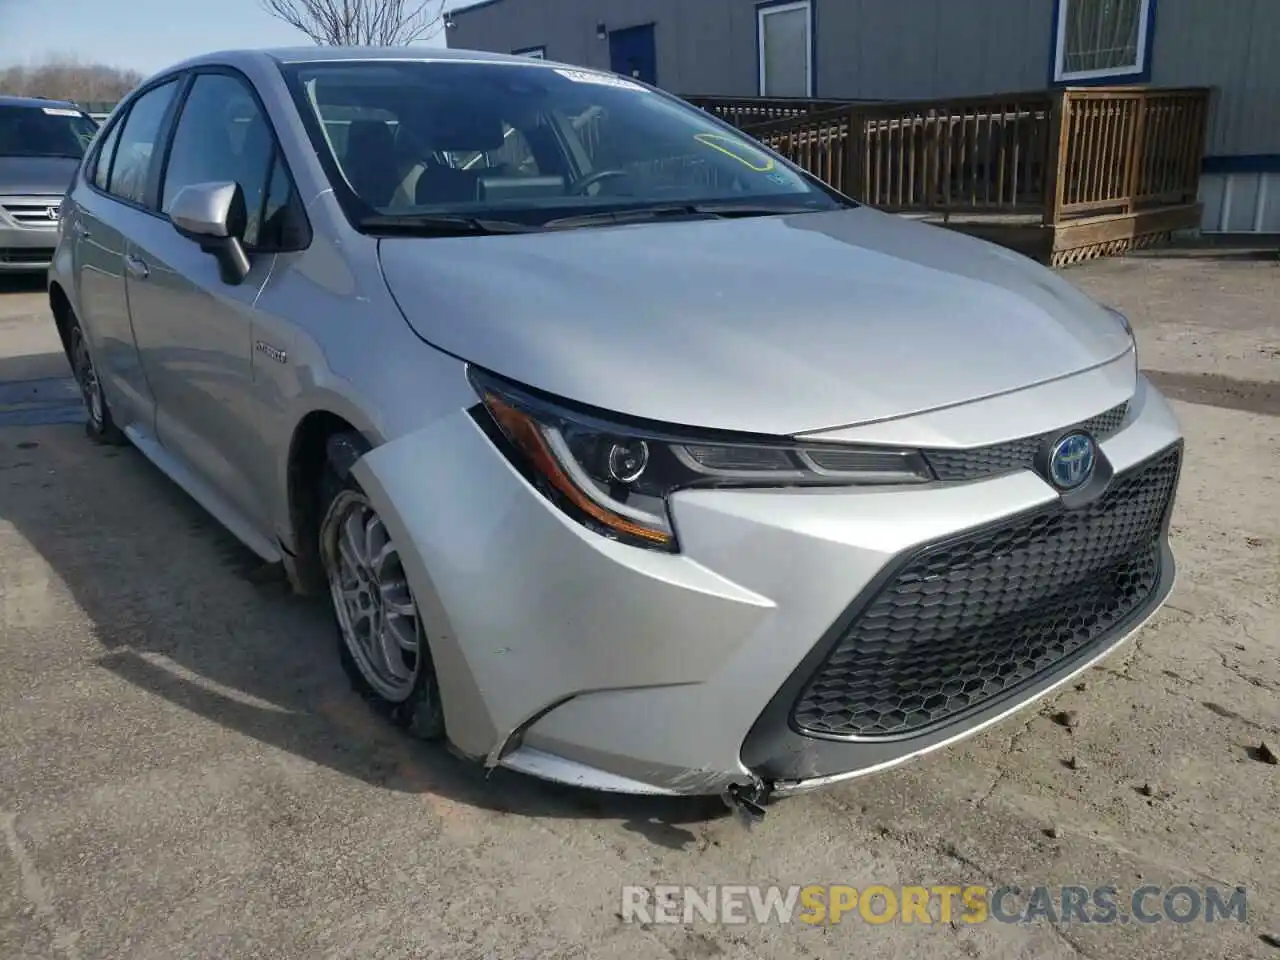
469,367 -> 933,552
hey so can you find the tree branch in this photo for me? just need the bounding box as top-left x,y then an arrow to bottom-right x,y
259,0 -> 445,46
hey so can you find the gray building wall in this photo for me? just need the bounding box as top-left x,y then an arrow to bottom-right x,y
446,0 -> 1280,157
1149,0 -> 1280,157
814,0 -> 1053,100
445,0 -> 772,95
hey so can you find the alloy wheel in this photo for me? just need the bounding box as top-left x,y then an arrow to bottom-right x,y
72,329 -> 104,428
324,491 -> 422,702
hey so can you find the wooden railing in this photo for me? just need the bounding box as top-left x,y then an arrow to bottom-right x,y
683,95 -> 861,131
692,87 -> 1210,228
744,92 -> 1054,213
1053,87 -> 1210,219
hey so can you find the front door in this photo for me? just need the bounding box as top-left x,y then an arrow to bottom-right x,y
124,70 -> 282,532
609,24 -> 657,86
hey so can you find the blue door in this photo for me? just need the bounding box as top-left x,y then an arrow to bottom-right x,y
609,24 -> 657,86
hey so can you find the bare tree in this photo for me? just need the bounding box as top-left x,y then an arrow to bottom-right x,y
0,55 -> 143,103
260,0 -> 446,46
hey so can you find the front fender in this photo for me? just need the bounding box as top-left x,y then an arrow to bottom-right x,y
349,409 -> 774,764
349,414 -> 500,759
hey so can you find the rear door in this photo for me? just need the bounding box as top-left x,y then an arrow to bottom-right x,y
122,69 -> 286,533
70,77 -> 183,431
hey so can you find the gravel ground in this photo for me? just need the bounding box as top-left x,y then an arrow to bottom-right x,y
0,253 -> 1277,960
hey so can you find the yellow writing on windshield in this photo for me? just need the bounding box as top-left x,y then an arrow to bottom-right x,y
693,133 -> 776,172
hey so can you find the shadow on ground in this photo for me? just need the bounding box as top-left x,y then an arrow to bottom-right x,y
0,277 -> 727,847
1124,246 -> 1280,263
0,415 -> 729,851
1145,369 -> 1280,417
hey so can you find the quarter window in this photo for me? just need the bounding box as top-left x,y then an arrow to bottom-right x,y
1054,0 -> 1153,81
257,152 -> 308,250
107,79 -> 181,206
160,73 -> 278,247
91,118 -> 123,192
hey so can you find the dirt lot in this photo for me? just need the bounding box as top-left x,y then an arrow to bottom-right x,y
1,254 -> 1278,960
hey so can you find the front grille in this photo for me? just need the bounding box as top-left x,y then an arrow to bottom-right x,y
923,401 -> 1129,482
0,198 -> 62,228
792,444 -> 1180,740
0,247 -> 54,264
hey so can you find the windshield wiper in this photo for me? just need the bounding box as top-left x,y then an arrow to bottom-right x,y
542,202 -> 828,231
357,214 -> 535,236
360,202 -> 836,236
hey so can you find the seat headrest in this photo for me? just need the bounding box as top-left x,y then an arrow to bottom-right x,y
346,119 -> 395,154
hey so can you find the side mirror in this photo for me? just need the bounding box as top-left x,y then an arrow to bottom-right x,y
169,181 -> 252,285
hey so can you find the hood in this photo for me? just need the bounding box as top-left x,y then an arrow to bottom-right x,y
0,155 -> 80,196
378,207 -> 1133,435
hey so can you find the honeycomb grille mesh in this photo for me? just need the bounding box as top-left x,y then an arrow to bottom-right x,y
923,402 -> 1130,482
792,445 -> 1180,740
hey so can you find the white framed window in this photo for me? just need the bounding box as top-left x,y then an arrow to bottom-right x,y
757,0 -> 812,98
514,46 -> 546,59
1053,0 -> 1153,82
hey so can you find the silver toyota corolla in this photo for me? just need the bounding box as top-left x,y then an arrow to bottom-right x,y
48,48 -> 1182,815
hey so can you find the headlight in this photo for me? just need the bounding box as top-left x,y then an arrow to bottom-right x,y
468,368 -> 933,552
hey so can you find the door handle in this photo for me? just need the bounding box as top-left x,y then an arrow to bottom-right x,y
72,222 -> 90,239
125,254 -> 150,280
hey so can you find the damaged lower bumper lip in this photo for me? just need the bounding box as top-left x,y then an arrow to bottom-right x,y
498,746 -> 697,796
501,744 -> 775,824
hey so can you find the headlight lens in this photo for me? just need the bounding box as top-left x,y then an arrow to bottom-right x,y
469,368 -> 933,552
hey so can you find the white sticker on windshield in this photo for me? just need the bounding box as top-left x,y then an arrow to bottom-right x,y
554,68 -> 645,91
42,107 -> 82,117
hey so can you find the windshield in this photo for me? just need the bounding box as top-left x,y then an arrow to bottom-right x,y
280,60 -> 844,228
0,104 -> 98,159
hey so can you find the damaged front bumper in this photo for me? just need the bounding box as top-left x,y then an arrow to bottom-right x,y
352,371 -> 1183,802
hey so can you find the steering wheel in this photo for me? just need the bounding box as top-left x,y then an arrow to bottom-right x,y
567,169 -> 630,195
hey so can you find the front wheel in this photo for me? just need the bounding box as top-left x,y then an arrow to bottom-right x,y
68,318 -> 126,445
319,464 -> 444,741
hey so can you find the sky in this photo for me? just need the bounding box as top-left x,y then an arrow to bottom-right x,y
0,0 -> 485,75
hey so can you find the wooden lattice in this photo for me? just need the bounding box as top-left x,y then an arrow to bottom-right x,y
1051,231 -> 1174,267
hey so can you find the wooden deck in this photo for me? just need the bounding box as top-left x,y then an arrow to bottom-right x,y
685,88 -> 1211,266
906,204 -> 1203,265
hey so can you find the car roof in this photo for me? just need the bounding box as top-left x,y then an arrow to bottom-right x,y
156,45 -> 581,75
0,94 -> 82,110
